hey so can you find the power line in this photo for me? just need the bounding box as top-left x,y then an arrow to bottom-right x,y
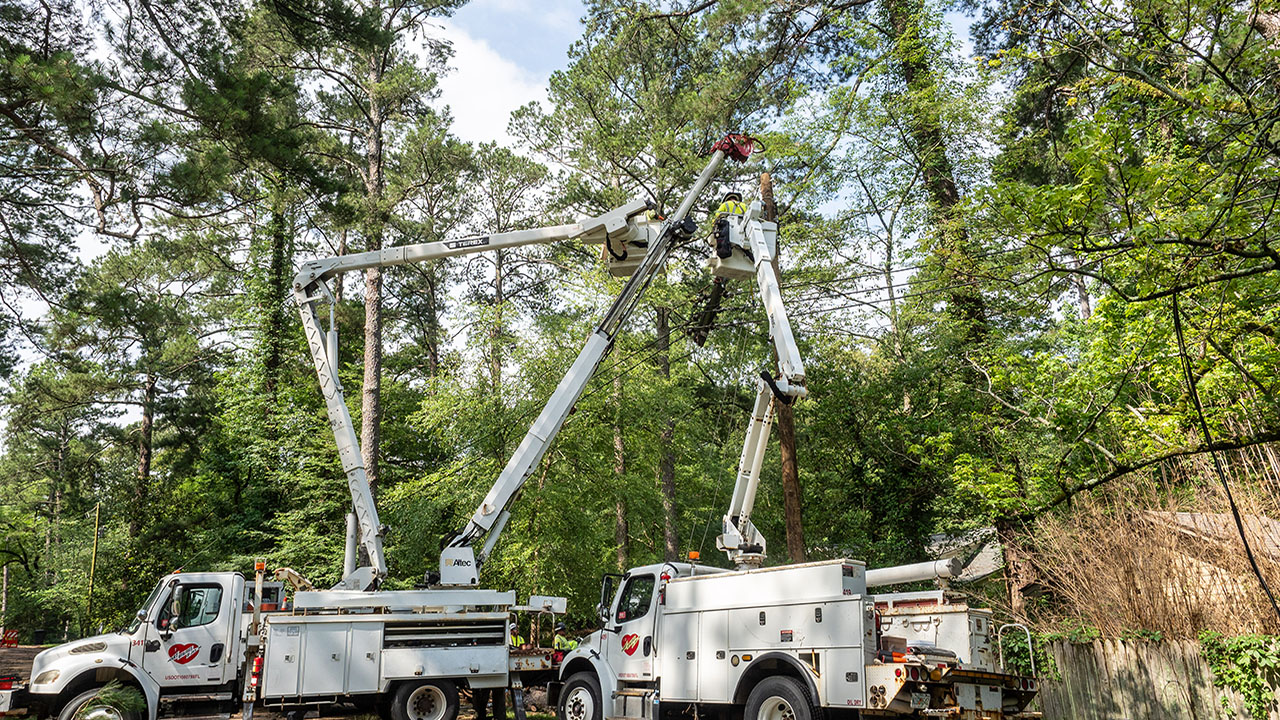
1171,291 -> 1280,623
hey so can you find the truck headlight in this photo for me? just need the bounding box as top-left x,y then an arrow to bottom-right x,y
34,670 -> 60,685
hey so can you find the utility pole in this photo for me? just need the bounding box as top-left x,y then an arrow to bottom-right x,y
87,502 -> 100,621
761,173 -> 805,563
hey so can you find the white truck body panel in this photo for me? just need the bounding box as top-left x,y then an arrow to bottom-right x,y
662,559 -> 866,612
561,559 -> 1039,719
260,608 -> 513,700
656,561 -> 871,706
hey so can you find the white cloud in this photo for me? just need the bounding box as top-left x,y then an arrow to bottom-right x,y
433,20 -> 548,145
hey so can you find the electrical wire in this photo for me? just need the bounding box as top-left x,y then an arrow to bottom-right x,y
1171,291 -> 1280,623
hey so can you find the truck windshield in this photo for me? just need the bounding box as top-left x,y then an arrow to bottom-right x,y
122,581 -> 164,634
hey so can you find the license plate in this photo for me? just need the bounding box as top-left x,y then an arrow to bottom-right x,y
909,692 -> 930,709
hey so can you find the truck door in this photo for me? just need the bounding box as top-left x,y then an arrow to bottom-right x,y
142,580 -> 237,689
604,573 -> 658,681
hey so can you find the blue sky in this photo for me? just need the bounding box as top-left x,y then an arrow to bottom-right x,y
432,2 -> 976,146
433,0 -> 586,144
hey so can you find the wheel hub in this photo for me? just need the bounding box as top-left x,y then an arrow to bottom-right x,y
565,687 -> 594,720
760,696 -> 795,720
80,706 -> 124,720
407,685 -> 447,720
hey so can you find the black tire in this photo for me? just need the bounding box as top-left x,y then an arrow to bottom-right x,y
376,692 -> 395,720
391,680 -> 459,720
558,672 -> 601,720
57,687 -> 144,720
744,677 -> 812,720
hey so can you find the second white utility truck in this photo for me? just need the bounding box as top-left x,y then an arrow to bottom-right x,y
553,203 -> 1041,720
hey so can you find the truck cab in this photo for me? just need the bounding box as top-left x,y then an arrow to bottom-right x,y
21,572 -> 253,720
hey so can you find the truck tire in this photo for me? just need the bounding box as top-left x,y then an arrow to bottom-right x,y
744,676 -> 811,720
57,687 -> 144,720
558,672 -> 601,720
392,680 -> 459,720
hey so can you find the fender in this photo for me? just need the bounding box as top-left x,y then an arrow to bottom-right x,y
122,661 -> 161,720
557,646 -> 619,700
37,659 -> 160,720
733,652 -> 821,706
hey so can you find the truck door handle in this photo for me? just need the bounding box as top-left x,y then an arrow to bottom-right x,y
644,637 -> 652,657
145,640 -> 160,652
210,644 -> 224,663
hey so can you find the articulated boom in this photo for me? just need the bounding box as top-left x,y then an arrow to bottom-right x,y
713,200 -> 808,570
294,200 -> 653,590
294,134 -> 757,590
439,144 -> 745,585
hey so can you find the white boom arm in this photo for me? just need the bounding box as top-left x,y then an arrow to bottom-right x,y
715,200 -> 807,570
440,144 -> 744,585
294,200 -> 651,590
295,134 -> 756,590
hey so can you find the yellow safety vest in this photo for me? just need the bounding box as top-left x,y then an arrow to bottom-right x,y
554,634 -> 578,651
716,200 -> 747,217
510,634 -> 526,647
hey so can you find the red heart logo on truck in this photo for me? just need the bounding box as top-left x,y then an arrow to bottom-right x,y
622,634 -> 639,656
168,643 -> 200,664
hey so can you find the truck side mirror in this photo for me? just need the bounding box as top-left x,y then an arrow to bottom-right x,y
598,574 -> 620,628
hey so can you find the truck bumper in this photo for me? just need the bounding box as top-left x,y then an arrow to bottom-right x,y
0,686 -> 29,715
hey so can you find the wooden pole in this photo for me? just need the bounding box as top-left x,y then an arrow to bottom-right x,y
761,173 -> 806,563
87,502 -> 100,621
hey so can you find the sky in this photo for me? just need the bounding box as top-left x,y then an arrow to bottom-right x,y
432,0 -> 587,145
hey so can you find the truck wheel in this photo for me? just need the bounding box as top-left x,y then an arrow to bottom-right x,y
744,677 -> 811,720
392,680 -> 459,720
58,687 -> 144,720
558,672 -> 601,720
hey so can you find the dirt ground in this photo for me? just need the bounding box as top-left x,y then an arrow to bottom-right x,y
0,646 -> 41,679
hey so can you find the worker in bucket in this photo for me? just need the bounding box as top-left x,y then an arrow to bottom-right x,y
713,190 -> 747,259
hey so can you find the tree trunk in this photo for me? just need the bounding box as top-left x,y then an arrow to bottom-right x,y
361,58 -> 387,497
655,306 -> 679,561
132,373 -> 156,538
490,250 -> 505,397
996,520 -> 1036,619
335,230 -> 348,304
613,375 -> 629,571
264,185 -> 291,407
1,564 -> 8,637
884,0 -> 987,341
761,173 -> 805,563
1071,257 -> 1092,319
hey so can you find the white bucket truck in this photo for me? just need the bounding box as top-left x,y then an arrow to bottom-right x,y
552,203 -> 1040,720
